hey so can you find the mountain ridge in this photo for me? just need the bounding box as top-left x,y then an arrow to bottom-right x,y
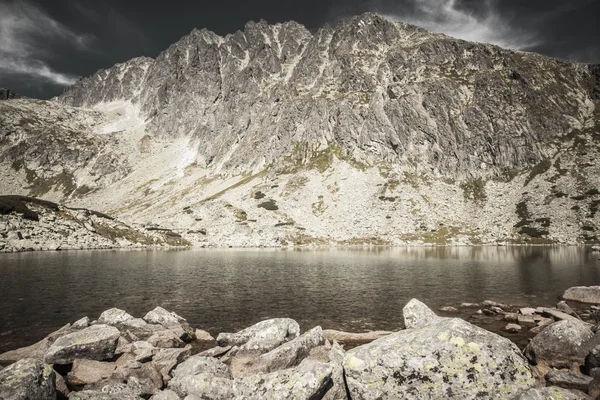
1,13 -> 599,247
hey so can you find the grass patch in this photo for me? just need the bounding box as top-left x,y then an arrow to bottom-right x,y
460,178 -> 487,203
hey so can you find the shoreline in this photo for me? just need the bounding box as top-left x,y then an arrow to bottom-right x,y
1,293 -> 599,399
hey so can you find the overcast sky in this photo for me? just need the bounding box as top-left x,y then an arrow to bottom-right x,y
1,0 -> 598,99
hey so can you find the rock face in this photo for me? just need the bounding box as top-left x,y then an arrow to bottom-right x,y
44,324 -> 121,364
343,300 -> 535,399
0,88 -> 19,100
563,286 -> 600,304
524,320 -> 599,369
0,358 -> 56,400
0,14 -> 599,247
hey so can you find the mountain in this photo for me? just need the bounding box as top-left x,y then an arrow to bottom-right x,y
1,13 -> 599,247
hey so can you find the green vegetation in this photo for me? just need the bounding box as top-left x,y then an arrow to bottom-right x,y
258,199 -> 278,211
278,143 -> 368,174
312,195 -> 326,216
460,178 -> 487,203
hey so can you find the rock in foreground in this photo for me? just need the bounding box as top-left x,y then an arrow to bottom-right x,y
44,324 -> 120,365
563,286 -> 600,304
343,299 -> 535,399
0,358 -> 56,400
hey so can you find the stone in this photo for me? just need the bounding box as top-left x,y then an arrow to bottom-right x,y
343,302 -> 535,399
7,231 -> 23,241
557,301 -> 580,317
323,342 -> 348,400
482,300 -> 508,309
0,358 -> 56,400
117,318 -> 164,341
0,324 -> 77,363
505,323 -> 522,333
504,313 -> 519,323
55,372 -> 70,398
515,386 -> 591,399
44,324 -> 121,364
518,315 -> 536,325
73,317 -> 91,329
231,326 -> 325,377
147,329 -> 185,348
171,355 -> 232,380
461,303 -> 480,308
403,298 -> 442,329
67,359 -> 116,385
439,306 -> 459,313
152,346 -> 192,378
322,329 -> 392,347
144,307 -> 194,341
194,329 -> 215,343
524,320 -> 599,369
539,307 -> 582,322
585,344 -> 600,373
216,318 -> 300,354
563,286 -> 600,304
546,370 -> 593,391
520,307 -> 536,316
97,308 -> 134,325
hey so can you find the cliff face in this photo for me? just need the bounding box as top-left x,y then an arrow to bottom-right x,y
1,13 -> 599,246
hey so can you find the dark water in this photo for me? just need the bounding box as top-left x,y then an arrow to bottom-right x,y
0,246 -> 599,353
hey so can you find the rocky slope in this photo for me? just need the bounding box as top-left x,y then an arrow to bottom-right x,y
1,13 -> 599,247
0,195 -> 189,252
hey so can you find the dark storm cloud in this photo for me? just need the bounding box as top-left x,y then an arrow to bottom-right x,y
1,0 -> 598,99
0,0 -> 92,86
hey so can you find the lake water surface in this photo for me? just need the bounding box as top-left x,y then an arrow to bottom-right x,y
1,246 -> 599,353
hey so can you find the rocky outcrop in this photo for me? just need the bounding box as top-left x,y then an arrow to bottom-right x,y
524,320 -> 599,370
0,358 -> 56,400
44,325 -> 121,364
343,299 -> 535,399
0,88 -> 20,100
563,286 -> 600,304
0,195 -> 190,252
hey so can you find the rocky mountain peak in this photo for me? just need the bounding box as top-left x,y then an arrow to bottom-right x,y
0,88 -> 20,100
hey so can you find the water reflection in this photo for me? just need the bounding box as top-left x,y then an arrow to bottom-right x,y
0,246 -> 598,353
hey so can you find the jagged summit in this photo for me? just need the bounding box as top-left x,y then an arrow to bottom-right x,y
1,13 -> 599,247
0,88 -> 20,100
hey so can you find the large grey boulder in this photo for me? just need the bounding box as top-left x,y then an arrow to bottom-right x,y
546,370 -> 593,392
0,358 -> 56,400
524,320 -> 599,369
562,286 -> 600,304
168,356 -> 232,397
0,323 -> 77,363
231,326 -> 325,377
343,300 -> 535,399
44,324 -> 121,364
97,308 -> 134,325
216,318 -> 300,353
143,307 -> 195,341
67,359 -> 116,385
152,346 -> 192,378
323,342 -> 349,400
115,318 -> 164,341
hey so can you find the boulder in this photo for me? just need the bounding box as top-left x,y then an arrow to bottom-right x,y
524,320 -> 599,369
0,358 -> 56,400
152,346 -> 192,378
172,355 -> 232,380
0,323 -> 76,363
585,345 -> 600,373
147,329 -> 185,348
323,342 -> 348,400
505,323 -> 522,333
44,324 -> 120,364
546,370 -> 593,391
67,359 -> 116,385
97,308 -> 134,325
343,300 -> 535,399
520,307 -> 536,316
403,298 -> 441,329
194,329 -> 215,343
73,317 -> 91,329
563,286 -> 600,304
322,329 -> 391,347
168,356 -> 232,397
143,307 -> 194,341
539,307 -> 582,322
515,386 -> 591,399
116,318 -> 164,341
216,318 -> 300,354
231,326 -> 325,377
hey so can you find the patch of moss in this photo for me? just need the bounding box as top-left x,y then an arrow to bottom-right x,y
519,227 -> 550,238
275,222 -> 294,227
254,191 -> 266,199
0,195 -> 59,221
460,178 -> 487,203
378,196 -> 396,202
586,188 -> 600,195
514,201 -> 532,228
234,208 -> 247,221
535,218 -> 551,228
589,200 -> 600,218
312,195 -> 327,216
571,195 -> 586,201
258,199 -> 278,211
201,171 -> 266,203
